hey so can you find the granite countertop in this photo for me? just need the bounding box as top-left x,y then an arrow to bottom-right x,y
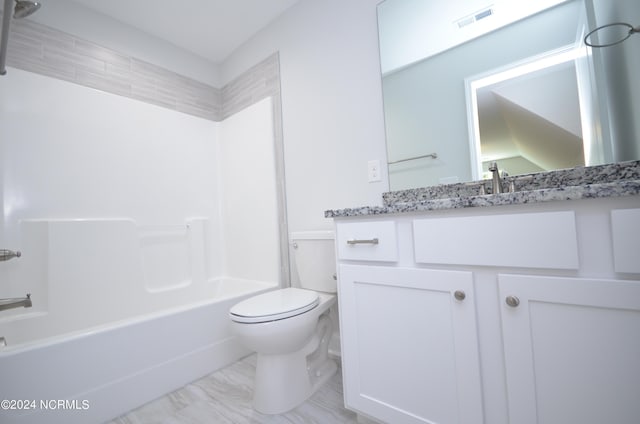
325,160 -> 640,218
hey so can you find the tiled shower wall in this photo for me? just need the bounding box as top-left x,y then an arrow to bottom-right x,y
222,54 -> 280,119
3,14 -> 280,123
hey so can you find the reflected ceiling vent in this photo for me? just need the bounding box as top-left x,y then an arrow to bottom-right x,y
456,6 -> 494,28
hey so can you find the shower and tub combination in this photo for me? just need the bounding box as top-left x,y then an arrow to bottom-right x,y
0,0 -> 39,315
1,210 -> 281,424
0,19 -> 288,421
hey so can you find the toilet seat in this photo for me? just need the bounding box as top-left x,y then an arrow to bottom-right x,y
230,288 -> 319,324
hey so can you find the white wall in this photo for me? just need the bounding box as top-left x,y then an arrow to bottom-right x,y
25,0 -> 221,87
219,98 -> 281,284
222,0 -> 389,232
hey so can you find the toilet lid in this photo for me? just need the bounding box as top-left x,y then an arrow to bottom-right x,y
230,288 -> 319,324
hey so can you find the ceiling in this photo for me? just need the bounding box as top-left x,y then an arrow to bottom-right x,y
68,0 -> 301,63
477,61 -> 584,173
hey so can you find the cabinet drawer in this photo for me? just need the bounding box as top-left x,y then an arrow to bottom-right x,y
336,221 -> 398,262
413,211 -> 579,269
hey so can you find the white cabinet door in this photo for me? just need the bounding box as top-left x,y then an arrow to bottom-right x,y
338,264 -> 483,424
499,274 -> 640,424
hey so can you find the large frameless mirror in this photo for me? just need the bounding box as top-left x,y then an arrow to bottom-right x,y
378,0 -> 640,191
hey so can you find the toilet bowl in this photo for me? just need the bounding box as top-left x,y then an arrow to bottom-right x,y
229,231 -> 337,414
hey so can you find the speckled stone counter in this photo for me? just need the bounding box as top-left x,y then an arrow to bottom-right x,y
325,160 -> 640,218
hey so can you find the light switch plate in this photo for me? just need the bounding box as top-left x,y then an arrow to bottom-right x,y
367,160 -> 381,182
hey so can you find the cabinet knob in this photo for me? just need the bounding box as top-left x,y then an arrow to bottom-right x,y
454,290 -> 466,301
505,296 -> 520,307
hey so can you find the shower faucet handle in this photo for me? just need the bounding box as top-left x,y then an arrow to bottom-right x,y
0,249 -> 21,262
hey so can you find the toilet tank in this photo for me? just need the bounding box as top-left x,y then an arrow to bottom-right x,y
291,231 -> 337,293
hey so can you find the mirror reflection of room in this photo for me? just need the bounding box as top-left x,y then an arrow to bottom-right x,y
378,0 -> 640,191
471,48 -> 586,180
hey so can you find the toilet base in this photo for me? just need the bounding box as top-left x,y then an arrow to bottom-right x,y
252,313 -> 337,414
253,352 -> 337,414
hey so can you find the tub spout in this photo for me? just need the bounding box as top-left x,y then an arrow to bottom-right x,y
0,293 -> 32,312
0,249 -> 21,262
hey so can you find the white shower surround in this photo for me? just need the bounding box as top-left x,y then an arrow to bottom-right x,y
0,68 -> 281,422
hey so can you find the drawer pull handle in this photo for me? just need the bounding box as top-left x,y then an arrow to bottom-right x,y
454,290 -> 466,301
347,238 -> 379,245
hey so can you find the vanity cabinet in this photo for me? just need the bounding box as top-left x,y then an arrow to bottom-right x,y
499,274 -> 640,424
333,197 -> 640,424
338,264 -> 483,424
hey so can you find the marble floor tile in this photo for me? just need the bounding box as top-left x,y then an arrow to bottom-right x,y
108,355 -> 358,424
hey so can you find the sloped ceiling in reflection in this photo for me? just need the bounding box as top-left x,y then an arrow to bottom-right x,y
477,61 -> 585,174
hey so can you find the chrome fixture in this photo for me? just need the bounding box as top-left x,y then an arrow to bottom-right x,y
488,161 -> 503,194
0,293 -> 32,312
346,238 -> 379,245
505,295 -> 520,308
388,152 -> 438,165
0,0 -> 42,75
585,22 -> 640,48
13,0 -> 40,18
0,249 -> 21,262
454,290 -> 466,301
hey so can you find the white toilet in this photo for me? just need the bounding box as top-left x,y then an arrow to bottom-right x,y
229,231 -> 338,414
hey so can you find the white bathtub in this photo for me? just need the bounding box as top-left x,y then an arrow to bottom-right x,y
0,278 -> 276,424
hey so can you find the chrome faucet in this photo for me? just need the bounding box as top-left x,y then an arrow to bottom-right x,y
0,294 -> 32,312
0,249 -> 21,262
488,161 -> 503,194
